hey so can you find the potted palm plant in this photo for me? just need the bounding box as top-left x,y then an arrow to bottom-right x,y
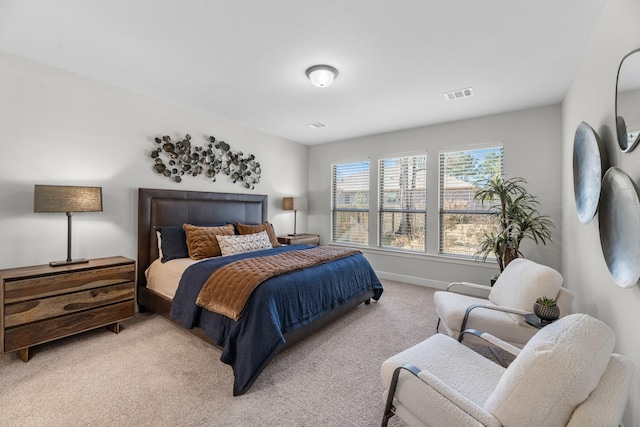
474,176 -> 553,272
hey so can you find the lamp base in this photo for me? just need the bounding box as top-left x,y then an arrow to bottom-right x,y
49,258 -> 89,267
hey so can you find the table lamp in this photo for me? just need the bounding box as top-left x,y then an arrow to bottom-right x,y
34,185 -> 103,266
282,196 -> 308,236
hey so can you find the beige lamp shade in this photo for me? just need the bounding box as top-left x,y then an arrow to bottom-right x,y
34,185 -> 103,213
282,197 -> 308,211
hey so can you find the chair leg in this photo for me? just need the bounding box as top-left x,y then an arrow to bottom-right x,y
381,364 -> 421,427
381,389 -> 396,426
381,410 -> 393,427
436,317 -> 441,333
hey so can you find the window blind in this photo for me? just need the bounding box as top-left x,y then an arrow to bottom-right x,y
439,146 -> 503,256
379,155 -> 427,251
331,161 -> 370,245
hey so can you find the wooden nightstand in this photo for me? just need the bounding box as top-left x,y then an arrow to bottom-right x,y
277,234 -> 320,245
0,256 -> 135,362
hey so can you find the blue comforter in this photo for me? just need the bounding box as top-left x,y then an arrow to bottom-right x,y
170,244 -> 383,395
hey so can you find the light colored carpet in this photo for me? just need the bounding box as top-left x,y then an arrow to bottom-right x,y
0,280 -> 511,427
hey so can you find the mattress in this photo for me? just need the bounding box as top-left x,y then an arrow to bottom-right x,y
145,257 -> 202,299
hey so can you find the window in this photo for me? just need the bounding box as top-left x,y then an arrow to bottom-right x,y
332,161 -> 370,245
439,146 -> 503,257
379,155 -> 427,251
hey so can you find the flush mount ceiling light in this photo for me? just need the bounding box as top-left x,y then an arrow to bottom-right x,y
306,65 -> 338,88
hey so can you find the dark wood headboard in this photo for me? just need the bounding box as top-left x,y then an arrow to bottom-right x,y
137,188 -> 268,290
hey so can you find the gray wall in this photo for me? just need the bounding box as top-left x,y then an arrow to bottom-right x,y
308,104 -> 563,288
0,52 -> 309,269
562,0 -> 640,423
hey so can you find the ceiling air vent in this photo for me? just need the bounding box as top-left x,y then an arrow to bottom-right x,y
444,87 -> 474,101
306,122 -> 326,129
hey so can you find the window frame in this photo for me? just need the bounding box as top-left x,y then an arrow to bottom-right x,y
438,145 -> 504,258
331,160 -> 370,246
378,154 -> 427,252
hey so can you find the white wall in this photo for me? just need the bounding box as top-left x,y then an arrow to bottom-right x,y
0,51 -> 308,270
5,6 -> 637,417
562,0 -> 640,423
308,104 -> 563,288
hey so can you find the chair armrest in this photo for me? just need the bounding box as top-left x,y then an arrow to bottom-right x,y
447,281 -> 492,294
467,304 -> 531,317
458,304 -> 532,342
383,364 -> 500,427
461,329 -> 522,357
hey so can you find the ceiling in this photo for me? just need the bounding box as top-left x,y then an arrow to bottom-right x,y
0,0 -> 608,145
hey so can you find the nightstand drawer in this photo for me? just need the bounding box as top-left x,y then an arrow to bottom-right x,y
4,300 -> 135,352
5,282 -> 135,328
4,264 -> 135,303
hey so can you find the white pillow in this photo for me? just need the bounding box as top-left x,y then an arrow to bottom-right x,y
216,231 -> 273,256
489,258 -> 563,324
156,230 -> 163,259
485,313 -> 615,426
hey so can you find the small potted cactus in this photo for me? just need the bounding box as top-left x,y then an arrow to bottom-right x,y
533,296 -> 560,323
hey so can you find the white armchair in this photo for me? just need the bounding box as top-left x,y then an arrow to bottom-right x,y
381,313 -> 635,427
434,258 -> 574,348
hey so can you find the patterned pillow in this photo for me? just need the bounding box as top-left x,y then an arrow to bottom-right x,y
236,221 -> 280,247
217,231 -> 273,256
183,223 -> 236,259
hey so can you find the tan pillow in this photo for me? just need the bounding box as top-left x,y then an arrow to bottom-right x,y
183,224 -> 235,259
236,221 -> 280,247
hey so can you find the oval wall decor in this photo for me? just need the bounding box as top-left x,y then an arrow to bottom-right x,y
598,167 -> 640,288
573,121 -> 606,224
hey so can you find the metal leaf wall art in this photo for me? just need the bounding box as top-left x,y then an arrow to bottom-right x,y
150,134 -> 261,189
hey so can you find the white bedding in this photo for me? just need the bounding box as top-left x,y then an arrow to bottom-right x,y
145,258 -> 202,299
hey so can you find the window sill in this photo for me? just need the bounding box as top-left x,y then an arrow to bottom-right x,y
328,242 -> 498,269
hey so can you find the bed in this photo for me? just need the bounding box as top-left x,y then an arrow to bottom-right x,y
137,188 -> 383,395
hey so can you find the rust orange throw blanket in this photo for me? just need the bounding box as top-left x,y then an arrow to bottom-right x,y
196,246 -> 361,320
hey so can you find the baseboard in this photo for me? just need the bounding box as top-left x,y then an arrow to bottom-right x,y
374,271 -> 449,290
375,271 -> 491,298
